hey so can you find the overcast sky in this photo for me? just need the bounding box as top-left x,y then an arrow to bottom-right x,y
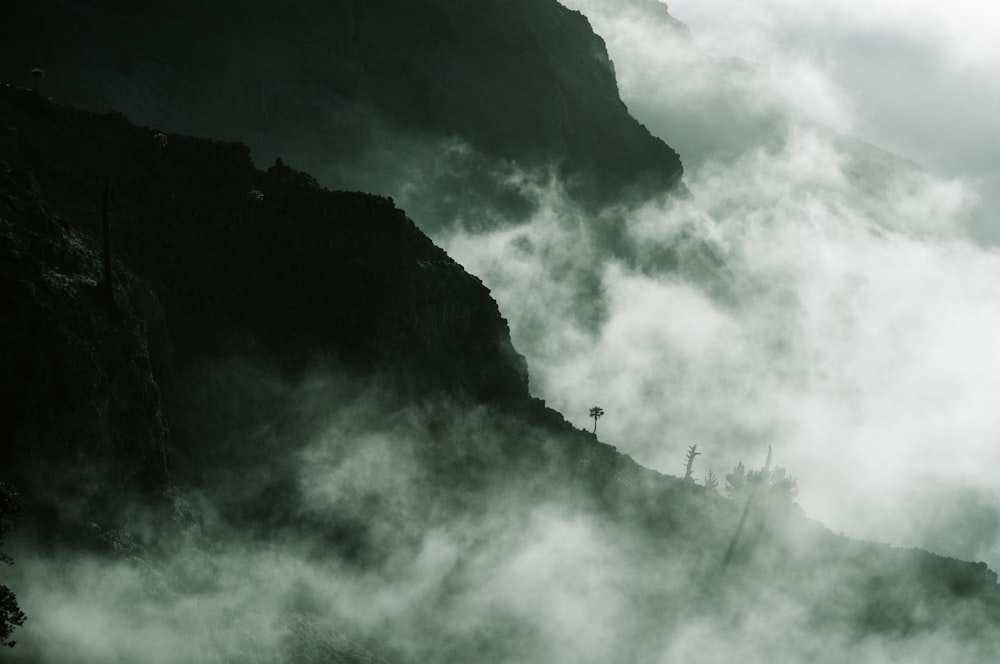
657,0 -> 1000,240
445,0 -> 1000,570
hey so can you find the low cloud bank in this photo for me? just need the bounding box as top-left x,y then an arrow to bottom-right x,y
441,121 -> 1000,572
428,0 -> 1000,569
7,367 -> 1000,663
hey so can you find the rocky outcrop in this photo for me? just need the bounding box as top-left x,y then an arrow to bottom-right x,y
1,0 -> 683,221
0,145 -> 169,500
3,87 -> 1000,661
0,84 -> 527,493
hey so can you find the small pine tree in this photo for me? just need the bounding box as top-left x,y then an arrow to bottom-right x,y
704,468 -> 719,491
30,68 -> 45,92
152,132 -> 169,160
724,461 -> 746,497
723,448 -> 797,503
768,466 -> 799,500
720,447 -> 797,573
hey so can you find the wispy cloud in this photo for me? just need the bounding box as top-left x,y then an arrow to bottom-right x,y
441,115 -> 1000,571
573,0 -> 1000,237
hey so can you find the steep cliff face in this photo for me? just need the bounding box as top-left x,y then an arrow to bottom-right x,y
0,153 -> 169,501
1,0 -> 682,220
0,84 -> 527,493
4,86 -> 1000,664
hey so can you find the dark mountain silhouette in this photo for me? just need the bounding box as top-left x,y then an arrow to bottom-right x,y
1,0 -> 683,227
3,1 -> 1000,660
2,84 -> 1000,663
0,83 -> 529,494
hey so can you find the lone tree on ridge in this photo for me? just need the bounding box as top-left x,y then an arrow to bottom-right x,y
30,68 -> 44,92
589,406 -> 604,434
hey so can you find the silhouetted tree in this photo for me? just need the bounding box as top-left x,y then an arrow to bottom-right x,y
30,68 -> 44,93
683,444 -> 701,481
152,132 -> 169,160
0,483 -> 25,648
704,469 -> 719,491
720,447 -> 800,572
724,461 -> 747,497
765,466 -> 799,501
589,406 -> 604,434
723,446 -> 796,502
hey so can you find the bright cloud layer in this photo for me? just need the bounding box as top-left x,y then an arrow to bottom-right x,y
442,116 -> 1000,569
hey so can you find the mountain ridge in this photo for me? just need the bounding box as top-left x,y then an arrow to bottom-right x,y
5,1 -> 1000,658
4,86 -> 1000,664
1,0 -> 684,225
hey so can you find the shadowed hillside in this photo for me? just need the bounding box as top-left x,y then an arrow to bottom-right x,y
2,85 -> 1000,663
1,0 -> 683,227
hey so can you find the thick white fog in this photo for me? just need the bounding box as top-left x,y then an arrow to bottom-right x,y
442,0 -> 1000,569
9,370 -> 1000,663
579,0 -> 1000,240
7,2 -> 1000,661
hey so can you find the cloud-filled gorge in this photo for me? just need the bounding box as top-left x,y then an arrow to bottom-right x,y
5,1 -> 1000,662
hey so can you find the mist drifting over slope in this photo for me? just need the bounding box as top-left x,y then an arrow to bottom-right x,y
6,2 -> 1000,661
566,0 -> 1000,239
8,368 -> 1000,664
440,0 -> 1000,569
